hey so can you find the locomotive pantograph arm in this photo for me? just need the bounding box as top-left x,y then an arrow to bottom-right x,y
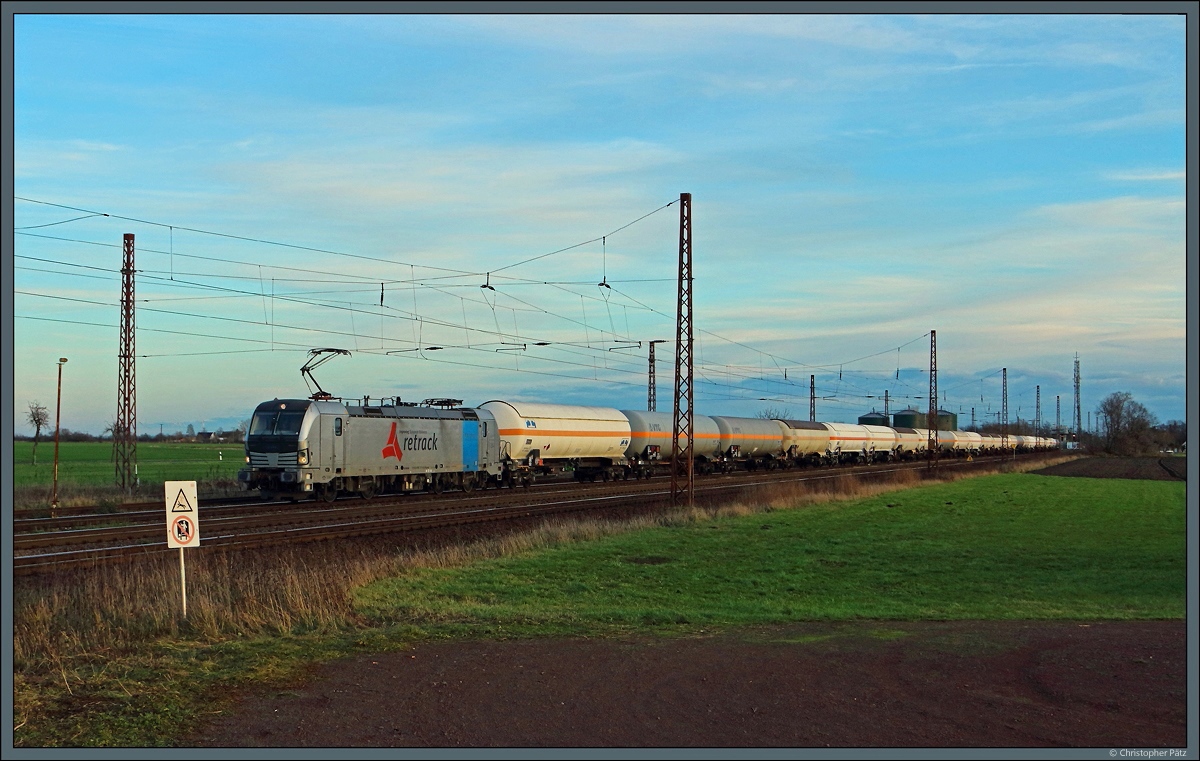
301,348 -> 351,400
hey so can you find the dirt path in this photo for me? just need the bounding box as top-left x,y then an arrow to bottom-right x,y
192,620 -> 1186,748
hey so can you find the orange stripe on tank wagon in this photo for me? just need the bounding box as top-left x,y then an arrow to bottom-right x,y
717,434 -> 783,440
498,429 -> 628,437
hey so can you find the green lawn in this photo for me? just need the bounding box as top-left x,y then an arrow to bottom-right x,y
356,472 -> 1186,632
12,441 -> 244,487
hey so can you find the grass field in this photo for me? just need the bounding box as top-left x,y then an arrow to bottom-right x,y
355,472 -> 1186,633
12,441 -> 243,488
12,465 -> 1187,747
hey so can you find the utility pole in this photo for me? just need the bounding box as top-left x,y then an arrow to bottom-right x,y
115,234 -> 138,493
647,340 -> 666,412
809,375 -> 816,422
1056,395 -> 1061,439
971,406 -> 975,430
51,357 -> 67,512
670,193 -> 694,509
927,330 -> 938,469
883,389 -> 889,418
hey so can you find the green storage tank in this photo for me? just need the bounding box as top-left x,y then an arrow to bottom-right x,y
858,411 -> 889,426
936,409 -> 958,431
891,409 -> 926,428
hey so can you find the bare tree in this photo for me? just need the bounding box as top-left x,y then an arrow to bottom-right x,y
756,406 -> 793,421
25,401 -> 49,465
1098,392 -> 1159,455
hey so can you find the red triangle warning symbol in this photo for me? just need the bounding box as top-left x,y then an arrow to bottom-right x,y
171,489 -> 194,512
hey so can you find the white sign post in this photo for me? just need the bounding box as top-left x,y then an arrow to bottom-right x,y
165,480 -> 200,617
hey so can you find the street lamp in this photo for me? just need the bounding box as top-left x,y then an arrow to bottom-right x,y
51,357 -> 67,511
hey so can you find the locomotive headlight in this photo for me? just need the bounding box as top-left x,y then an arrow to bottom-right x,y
245,455 -> 250,463
297,449 -> 309,465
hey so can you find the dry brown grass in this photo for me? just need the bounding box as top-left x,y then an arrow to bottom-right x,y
14,456 -> 1078,671
12,479 -> 247,512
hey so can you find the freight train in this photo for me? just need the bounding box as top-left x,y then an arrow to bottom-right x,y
238,396 -> 1058,501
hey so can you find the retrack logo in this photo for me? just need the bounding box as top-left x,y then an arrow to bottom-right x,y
381,422 -> 403,461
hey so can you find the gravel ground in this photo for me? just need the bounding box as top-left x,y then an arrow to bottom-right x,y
192,620 -> 1186,749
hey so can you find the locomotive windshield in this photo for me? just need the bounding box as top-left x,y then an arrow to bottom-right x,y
250,409 -> 306,436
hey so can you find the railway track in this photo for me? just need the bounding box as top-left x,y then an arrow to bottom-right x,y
13,453 -> 1047,576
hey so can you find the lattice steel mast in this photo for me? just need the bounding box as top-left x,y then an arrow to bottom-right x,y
809,375 -> 816,422
115,233 -> 137,492
927,330 -> 938,469
1002,367 -> 1010,457
647,340 -> 666,412
1035,385 -> 1041,438
1056,395 -> 1061,440
1073,354 -> 1081,446
670,193 -> 694,509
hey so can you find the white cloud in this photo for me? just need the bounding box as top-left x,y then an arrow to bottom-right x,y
1105,169 -> 1186,182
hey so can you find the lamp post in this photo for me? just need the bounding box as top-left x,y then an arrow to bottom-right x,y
51,357 -> 67,511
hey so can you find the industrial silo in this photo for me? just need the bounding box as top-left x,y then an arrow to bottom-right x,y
891,408 -> 926,428
858,411 -> 889,427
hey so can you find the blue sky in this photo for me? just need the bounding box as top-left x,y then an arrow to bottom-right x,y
11,13 -> 1187,436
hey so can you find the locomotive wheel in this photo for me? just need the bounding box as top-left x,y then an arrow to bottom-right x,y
433,477 -> 443,495
318,482 -> 338,503
462,474 -> 474,493
360,480 -> 377,500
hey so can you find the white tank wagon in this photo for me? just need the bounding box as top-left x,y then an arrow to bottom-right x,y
709,416 -> 788,470
620,410 -> 722,478
480,400 -> 631,483
779,420 -> 832,465
956,430 -> 983,456
822,422 -> 878,464
239,398 -> 502,501
862,424 -> 900,461
935,430 -> 962,454
892,427 -> 926,459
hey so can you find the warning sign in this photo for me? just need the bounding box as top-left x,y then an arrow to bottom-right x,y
165,481 -> 200,548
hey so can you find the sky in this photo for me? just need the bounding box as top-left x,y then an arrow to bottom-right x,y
8,11 -> 1189,437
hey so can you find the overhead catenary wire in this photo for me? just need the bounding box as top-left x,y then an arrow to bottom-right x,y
16,197 -> 1044,419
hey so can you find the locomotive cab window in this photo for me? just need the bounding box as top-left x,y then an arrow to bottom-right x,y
334,418 -> 343,436
250,410 -> 305,436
